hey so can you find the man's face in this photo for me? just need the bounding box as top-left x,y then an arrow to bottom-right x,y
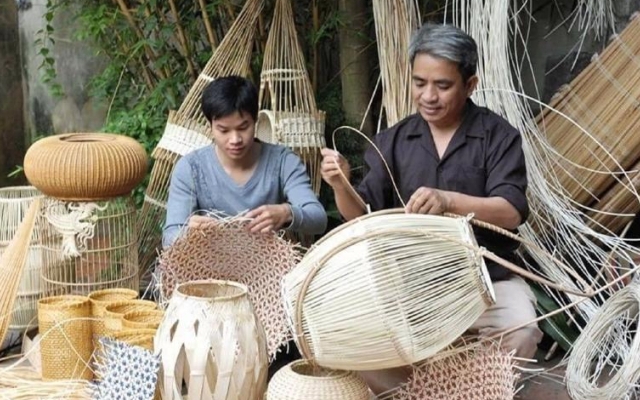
411,53 -> 477,130
211,111 -> 256,160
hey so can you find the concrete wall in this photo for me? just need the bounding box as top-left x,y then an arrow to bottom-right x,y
0,0 -> 26,187
18,1 -> 107,144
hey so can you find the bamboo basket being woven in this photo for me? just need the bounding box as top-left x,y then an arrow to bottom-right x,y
266,360 -> 370,400
283,210 -> 496,370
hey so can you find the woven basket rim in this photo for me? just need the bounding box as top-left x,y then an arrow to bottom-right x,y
112,328 -> 157,338
104,299 -> 157,316
57,133 -> 117,143
38,295 -> 89,309
122,309 -> 164,321
88,288 -> 139,304
287,360 -> 350,380
176,279 -> 248,302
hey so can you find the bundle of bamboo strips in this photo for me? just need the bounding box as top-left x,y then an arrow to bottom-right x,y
535,15 -> 640,234
136,0 -> 264,279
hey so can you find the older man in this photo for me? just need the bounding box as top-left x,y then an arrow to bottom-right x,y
321,23 -> 542,394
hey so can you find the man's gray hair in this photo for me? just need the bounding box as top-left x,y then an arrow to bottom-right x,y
409,23 -> 478,82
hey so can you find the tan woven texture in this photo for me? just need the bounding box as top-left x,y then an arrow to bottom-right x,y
283,210 -> 494,370
156,280 -> 268,400
0,187 -> 43,331
39,197 -> 140,296
37,295 -> 93,380
23,133 -> 148,201
136,0 -> 263,281
158,219 -> 301,359
103,299 -> 157,336
88,288 -> 138,344
266,360 -> 370,400
122,309 -> 164,330
390,344 -> 517,400
111,328 -> 156,351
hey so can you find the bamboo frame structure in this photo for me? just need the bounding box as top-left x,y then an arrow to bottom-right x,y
136,0 -> 264,280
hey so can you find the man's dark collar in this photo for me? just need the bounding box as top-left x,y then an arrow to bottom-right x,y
407,99 -> 484,138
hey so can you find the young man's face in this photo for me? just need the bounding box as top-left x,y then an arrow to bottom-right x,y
411,53 -> 477,130
210,111 -> 256,160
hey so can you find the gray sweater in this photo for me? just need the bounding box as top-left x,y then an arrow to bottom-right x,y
162,142 -> 327,247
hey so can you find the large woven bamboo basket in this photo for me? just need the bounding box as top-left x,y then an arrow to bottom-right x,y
266,360 -> 370,400
37,295 -> 93,380
282,209 -> 496,370
23,133 -> 148,201
155,280 -> 268,400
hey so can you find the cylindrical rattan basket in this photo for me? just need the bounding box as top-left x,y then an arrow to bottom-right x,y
122,309 -> 164,330
112,328 -> 156,351
37,295 -> 93,380
103,299 -> 157,336
266,360 -> 370,400
23,133 -> 148,201
88,288 -> 138,343
283,209 -> 496,370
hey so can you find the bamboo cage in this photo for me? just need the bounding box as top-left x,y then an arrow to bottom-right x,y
39,197 -> 139,296
257,0 -> 325,195
136,0 -> 264,279
0,186 -> 44,331
371,0 -> 420,127
535,15 -> 640,234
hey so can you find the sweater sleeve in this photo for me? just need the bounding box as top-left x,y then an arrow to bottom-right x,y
280,149 -> 328,235
162,157 -> 198,248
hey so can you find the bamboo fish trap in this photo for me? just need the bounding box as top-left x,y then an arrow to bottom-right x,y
0,186 -> 44,331
283,209 -> 590,370
155,280 -> 268,400
257,0 -> 325,195
136,0 -> 263,279
535,15 -> 640,234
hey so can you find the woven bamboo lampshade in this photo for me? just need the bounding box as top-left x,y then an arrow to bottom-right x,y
39,196 -> 140,296
266,360 -> 370,400
23,133 -> 147,201
0,186 -> 44,331
155,280 -> 268,400
37,294 -> 93,380
283,210 -> 497,371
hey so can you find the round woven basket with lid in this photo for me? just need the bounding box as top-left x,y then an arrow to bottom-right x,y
24,133 -> 148,201
266,359 -> 370,400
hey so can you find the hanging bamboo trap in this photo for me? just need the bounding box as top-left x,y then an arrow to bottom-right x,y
157,216 -> 302,359
136,0 -> 264,281
283,209 -> 593,371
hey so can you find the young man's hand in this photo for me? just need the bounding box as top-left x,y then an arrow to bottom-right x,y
405,187 -> 451,215
320,148 -> 351,190
245,204 -> 292,233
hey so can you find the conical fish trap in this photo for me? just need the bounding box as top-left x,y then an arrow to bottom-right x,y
266,359 -> 370,400
283,210 -> 495,370
157,218 -> 302,359
0,186 -> 44,331
390,344 -> 518,400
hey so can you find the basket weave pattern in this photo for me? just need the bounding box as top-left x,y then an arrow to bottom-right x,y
37,295 -> 93,380
103,300 -> 157,336
88,288 -> 138,344
122,309 -> 164,330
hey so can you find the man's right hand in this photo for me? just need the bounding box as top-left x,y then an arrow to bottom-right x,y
320,148 -> 351,190
188,215 -> 218,229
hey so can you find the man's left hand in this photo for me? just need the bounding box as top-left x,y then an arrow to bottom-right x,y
245,204 -> 292,233
405,187 -> 451,215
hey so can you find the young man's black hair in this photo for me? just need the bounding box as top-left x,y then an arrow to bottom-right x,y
201,75 -> 259,123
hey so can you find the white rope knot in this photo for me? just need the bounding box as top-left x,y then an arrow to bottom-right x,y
45,201 -> 108,258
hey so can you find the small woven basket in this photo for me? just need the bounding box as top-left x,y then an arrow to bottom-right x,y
122,309 -> 165,330
111,328 -> 156,351
103,299 -> 157,336
37,295 -> 93,380
267,360 -> 370,400
88,288 -> 138,344
23,133 -> 148,201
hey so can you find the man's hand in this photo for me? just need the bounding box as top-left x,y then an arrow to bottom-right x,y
245,204 -> 292,233
405,187 -> 451,215
320,148 -> 351,190
188,215 -> 218,229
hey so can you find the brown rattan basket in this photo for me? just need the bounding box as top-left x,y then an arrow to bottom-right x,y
37,295 -> 93,380
23,133 -> 148,201
88,288 -> 138,344
103,299 -> 157,336
122,309 -> 164,330
111,328 -> 156,351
